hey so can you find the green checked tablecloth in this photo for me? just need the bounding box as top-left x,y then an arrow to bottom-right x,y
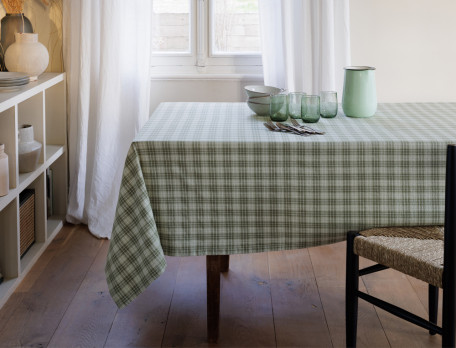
106,102 -> 456,307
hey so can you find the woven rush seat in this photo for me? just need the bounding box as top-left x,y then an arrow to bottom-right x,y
354,226 -> 444,288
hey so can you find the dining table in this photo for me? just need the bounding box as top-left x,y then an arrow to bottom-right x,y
105,101 -> 456,342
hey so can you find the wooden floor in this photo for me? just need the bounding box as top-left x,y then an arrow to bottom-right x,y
0,224 -> 443,348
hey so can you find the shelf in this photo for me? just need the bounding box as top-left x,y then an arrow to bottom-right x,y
20,241 -> 45,273
0,199 -> 18,279
0,73 -> 67,310
0,73 -> 64,113
47,216 -> 64,239
0,107 -> 16,189
0,189 -> 15,212
1,143 -> 63,209
46,145 -> 64,164
0,278 -> 17,307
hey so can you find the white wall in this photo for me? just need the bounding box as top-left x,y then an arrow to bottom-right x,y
150,0 -> 456,112
150,76 -> 264,112
350,0 -> 456,102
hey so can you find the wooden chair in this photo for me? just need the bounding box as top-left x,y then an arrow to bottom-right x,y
346,144 -> 456,347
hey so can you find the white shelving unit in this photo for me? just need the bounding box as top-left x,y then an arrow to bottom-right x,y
0,73 -> 67,308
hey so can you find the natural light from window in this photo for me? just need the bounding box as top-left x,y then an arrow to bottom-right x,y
152,0 -> 191,53
211,0 -> 260,55
152,0 -> 260,56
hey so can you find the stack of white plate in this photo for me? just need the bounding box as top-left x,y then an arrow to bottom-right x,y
0,72 -> 30,92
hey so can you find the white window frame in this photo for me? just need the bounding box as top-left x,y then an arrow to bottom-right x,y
150,0 -> 263,77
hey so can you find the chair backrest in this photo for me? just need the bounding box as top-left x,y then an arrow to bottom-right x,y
443,144 -> 456,340
444,144 -> 456,274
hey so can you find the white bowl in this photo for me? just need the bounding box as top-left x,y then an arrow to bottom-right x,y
247,95 -> 271,104
247,100 -> 270,116
244,85 -> 284,98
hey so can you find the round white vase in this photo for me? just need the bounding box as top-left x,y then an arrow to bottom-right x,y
0,143 -> 9,197
18,124 -> 42,173
5,33 -> 49,81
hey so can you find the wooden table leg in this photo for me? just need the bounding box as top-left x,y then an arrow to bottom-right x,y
220,255 -> 230,272
207,255 -> 221,343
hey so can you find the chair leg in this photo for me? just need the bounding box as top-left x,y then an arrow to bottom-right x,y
346,231 -> 360,348
428,284 -> 438,335
443,285 -> 456,347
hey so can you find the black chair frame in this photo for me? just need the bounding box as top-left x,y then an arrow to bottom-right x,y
346,144 -> 456,347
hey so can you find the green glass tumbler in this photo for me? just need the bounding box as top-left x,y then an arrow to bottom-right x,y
269,94 -> 288,122
301,95 -> 320,123
287,92 -> 306,119
320,91 -> 338,118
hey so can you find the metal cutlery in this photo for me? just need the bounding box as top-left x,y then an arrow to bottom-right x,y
289,118 -> 325,135
264,119 -> 324,136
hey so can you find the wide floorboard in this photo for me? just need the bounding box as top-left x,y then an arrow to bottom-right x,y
0,224 -> 442,347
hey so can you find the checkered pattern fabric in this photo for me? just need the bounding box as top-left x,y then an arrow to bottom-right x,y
106,102 -> 456,307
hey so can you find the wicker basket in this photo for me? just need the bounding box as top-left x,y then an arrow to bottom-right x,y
19,189 -> 35,257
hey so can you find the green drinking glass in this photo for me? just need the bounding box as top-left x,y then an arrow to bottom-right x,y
287,92 -> 306,119
269,94 -> 288,122
320,91 -> 338,118
301,95 -> 320,123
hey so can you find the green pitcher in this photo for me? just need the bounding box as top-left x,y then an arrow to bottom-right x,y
342,66 -> 377,118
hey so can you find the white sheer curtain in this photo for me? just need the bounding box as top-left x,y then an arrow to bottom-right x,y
259,0 -> 350,95
62,0 -> 152,238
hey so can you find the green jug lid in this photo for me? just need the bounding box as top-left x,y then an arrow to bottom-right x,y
344,66 -> 376,70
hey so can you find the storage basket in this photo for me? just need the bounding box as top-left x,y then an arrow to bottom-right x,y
19,189 -> 35,257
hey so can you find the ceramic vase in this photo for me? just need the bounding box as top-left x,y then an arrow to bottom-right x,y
18,124 -> 42,173
5,33 -> 49,81
0,13 -> 33,71
0,143 -> 9,196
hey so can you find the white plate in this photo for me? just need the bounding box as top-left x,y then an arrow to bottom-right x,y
0,80 -> 29,86
0,78 -> 29,84
0,72 -> 29,80
0,77 -> 29,81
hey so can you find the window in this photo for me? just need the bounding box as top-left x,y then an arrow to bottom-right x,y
210,0 -> 261,55
151,0 -> 262,75
152,0 -> 191,54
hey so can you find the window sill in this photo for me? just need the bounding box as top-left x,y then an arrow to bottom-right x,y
150,65 -> 264,81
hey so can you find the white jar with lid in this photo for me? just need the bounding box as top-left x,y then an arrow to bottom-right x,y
0,143 -> 9,197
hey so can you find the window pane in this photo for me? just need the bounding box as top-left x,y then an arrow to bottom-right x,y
152,0 -> 191,53
212,0 -> 260,54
